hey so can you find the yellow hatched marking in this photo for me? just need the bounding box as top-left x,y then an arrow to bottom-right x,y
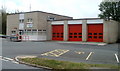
41,49 -> 69,57
57,50 -> 69,57
49,51 -> 59,57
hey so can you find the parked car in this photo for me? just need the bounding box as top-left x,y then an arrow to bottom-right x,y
0,35 -> 10,38
10,36 -> 22,42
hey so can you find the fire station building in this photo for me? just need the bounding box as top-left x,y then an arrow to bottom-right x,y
7,11 -> 119,43
49,19 -> 119,43
7,11 -> 72,41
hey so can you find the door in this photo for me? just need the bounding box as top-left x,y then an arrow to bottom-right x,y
87,24 -> 103,42
68,24 -> 82,41
18,30 -> 24,40
52,25 -> 64,41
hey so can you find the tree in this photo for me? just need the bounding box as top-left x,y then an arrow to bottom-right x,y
0,11 -> 2,34
1,7 -> 7,35
98,1 -> 120,22
0,6 -> 20,35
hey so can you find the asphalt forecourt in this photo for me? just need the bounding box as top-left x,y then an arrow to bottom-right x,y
16,56 -> 119,69
2,39 -> 119,69
40,49 -> 119,65
14,48 -> 119,69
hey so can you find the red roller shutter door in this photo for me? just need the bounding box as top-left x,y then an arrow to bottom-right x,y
52,25 -> 64,41
87,24 -> 103,42
68,24 -> 82,41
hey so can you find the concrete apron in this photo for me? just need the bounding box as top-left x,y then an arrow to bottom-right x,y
52,41 -> 107,46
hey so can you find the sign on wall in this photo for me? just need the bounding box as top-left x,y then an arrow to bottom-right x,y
68,20 -> 82,24
27,23 -> 33,28
19,14 -> 24,19
87,19 -> 103,24
19,23 -> 24,30
51,21 -> 64,25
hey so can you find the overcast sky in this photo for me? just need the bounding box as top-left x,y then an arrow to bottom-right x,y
0,0 -> 102,19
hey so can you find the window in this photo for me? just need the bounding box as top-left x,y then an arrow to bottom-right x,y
89,33 -> 92,35
79,33 -> 82,35
70,33 -> 73,35
24,30 -> 27,35
27,29 -> 31,31
74,33 -> 77,35
74,36 -> 77,38
57,33 -> 59,35
50,18 -> 55,20
99,33 -> 103,35
22,19 -> 24,23
11,31 -> 16,33
53,33 -> 56,34
99,36 -> 103,39
28,18 -> 33,22
43,30 -> 46,31
94,36 -> 97,39
32,29 -> 37,31
19,20 -> 21,23
53,36 -> 56,37
19,19 -> 24,23
11,31 -> 16,35
69,36 -> 72,38
94,33 -> 97,35
38,30 -> 42,31
61,33 -> 63,35
61,36 -> 63,38
26,29 -> 32,35
79,36 -> 82,38
57,36 -> 59,37
32,29 -> 37,35
47,17 -> 56,21
88,36 -> 92,38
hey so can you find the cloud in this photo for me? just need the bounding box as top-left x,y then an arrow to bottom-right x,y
0,0 -> 102,18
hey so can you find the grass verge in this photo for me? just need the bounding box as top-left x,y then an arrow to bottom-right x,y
19,58 -> 119,69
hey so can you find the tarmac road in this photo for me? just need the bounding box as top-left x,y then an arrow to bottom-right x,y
1,38 -> 119,69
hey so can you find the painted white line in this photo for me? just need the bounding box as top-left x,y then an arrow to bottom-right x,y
86,52 -> 94,60
1,59 -> 9,61
0,56 -> 19,64
12,61 -> 19,64
115,54 -> 119,63
3,57 -> 14,61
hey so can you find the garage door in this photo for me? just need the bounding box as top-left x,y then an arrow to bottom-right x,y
52,25 -> 64,41
87,24 -> 103,42
68,24 -> 82,41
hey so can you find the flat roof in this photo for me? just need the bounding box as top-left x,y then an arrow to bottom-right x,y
8,11 -> 73,18
49,18 -> 102,21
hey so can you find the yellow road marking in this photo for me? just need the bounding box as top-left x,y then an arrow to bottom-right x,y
57,50 -> 69,57
75,51 -> 84,54
41,49 -> 69,57
86,52 -> 94,60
